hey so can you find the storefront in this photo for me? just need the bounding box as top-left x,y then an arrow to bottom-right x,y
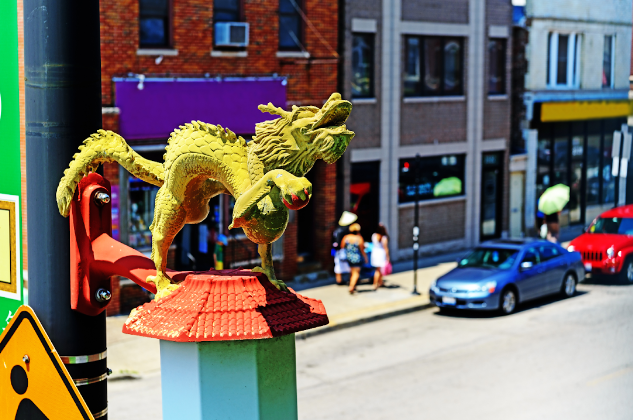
532,101 -> 626,226
110,76 -> 287,271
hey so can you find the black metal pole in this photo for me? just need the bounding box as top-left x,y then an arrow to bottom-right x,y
412,154 -> 421,295
24,0 -> 107,418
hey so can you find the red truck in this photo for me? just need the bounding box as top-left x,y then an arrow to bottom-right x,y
568,205 -> 633,283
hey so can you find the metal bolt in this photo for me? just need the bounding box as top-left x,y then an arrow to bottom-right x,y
95,288 -> 111,303
23,355 -> 30,364
94,192 -> 110,206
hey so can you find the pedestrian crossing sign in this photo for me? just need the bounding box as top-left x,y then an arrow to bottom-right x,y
0,306 -> 94,419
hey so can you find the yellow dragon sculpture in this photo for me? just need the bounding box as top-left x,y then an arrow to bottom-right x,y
56,93 -> 354,298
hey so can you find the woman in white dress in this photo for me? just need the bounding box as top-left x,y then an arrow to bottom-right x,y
371,223 -> 390,289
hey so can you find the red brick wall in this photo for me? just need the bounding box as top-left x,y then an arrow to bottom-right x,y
99,0 -> 339,107
309,161 -> 337,272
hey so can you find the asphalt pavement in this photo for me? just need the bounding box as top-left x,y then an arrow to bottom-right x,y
108,279 -> 633,419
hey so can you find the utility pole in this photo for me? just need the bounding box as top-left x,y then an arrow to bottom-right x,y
24,0 -> 107,418
412,154 -> 421,295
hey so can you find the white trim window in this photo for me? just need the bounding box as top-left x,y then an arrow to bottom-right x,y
547,32 -> 581,88
602,35 -> 615,88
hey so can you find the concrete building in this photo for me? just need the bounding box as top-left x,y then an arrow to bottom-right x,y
510,0 -> 632,237
340,0 -> 513,260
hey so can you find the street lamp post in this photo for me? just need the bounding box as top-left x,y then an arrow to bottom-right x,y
24,0 -> 107,417
412,154 -> 421,295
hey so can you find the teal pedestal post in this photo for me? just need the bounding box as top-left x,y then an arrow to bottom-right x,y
161,334 -> 298,420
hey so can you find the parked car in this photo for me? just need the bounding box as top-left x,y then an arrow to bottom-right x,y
568,204 -> 633,283
429,239 -> 584,315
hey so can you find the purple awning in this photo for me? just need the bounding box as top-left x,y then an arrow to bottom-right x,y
114,77 -> 287,140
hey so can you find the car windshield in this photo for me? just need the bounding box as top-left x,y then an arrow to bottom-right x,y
458,248 -> 519,270
589,217 -> 633,235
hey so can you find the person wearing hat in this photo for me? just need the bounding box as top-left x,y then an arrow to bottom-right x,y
341,223 -> 368,294
332,211 -> 357,285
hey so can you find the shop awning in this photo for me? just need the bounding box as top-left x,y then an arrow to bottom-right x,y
114,77 -> 287,140
541,100 -> 632,122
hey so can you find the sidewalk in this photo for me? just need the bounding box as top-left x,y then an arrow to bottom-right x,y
106,255 -> 458,377
106,238 -> 579,376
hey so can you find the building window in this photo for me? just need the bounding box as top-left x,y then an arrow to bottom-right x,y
404,36 -> 463,97
547,32 -> 580,88
603,35 -> 614,88
139,0 -> 170,48
214,0 -> 241,22
398,155 -> 466,203
128,176 -> 159,250
279,0 -> 302,50
351,33 -> 374,98
488,38 -> 506,94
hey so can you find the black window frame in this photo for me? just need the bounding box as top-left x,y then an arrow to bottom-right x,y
398,154 -> 466,204
139,0 -> 172,49
351,33 -> 375,99
488,38 -> 506,95
404,35 -> 464,97
602,35 -> 614,88
213,0 -> 243,23
278,0 -> 304,51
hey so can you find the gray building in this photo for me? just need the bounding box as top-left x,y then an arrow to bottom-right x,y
510,0 -> 632,237
340,0 -> 513,260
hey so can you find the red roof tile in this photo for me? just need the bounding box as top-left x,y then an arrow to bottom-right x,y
122,270 -> 329,342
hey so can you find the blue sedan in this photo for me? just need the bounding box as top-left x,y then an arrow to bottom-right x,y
429,239 -> 584,315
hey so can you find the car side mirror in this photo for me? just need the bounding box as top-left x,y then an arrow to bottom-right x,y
520,261 -> 534,271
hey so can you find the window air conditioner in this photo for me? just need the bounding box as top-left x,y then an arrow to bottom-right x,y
214,22 -> 249,47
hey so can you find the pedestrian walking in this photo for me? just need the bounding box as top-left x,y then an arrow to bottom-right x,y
341,223 -> 368,295
371,223 -> 391,290
332,211 -> 357,285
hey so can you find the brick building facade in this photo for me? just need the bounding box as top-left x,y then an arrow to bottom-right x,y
341,0 -> 512,259
96,0 -> 341,314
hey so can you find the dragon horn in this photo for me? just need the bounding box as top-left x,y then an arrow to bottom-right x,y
258,102 -> 291,120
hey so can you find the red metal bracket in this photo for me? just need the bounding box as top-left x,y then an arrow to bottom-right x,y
70,174 -> 162,316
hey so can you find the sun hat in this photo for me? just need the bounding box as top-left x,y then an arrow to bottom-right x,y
338,211 -> 358,226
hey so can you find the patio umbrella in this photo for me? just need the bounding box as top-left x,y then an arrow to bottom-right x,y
433,177 -> 462,197
538,184 -> 570,215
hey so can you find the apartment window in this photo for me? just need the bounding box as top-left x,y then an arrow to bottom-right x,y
139,0 -> 170,48
351,33 -> 374,98
398,155 -> 465,203
279,0 -> 302,50
214,0 -> 241,22
488,39 -> 506,94
404,36 -> 463,97
547,32 -> 581,88
603,35 -> 614,88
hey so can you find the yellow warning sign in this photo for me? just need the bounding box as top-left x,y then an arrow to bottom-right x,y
0,306 -> 94,419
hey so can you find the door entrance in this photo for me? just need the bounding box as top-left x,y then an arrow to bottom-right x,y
481,153 -> 503,240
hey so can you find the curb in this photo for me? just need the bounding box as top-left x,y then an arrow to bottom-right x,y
296,302 -> 434,340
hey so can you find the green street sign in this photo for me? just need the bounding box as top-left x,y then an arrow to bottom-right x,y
0,0 -> 24,331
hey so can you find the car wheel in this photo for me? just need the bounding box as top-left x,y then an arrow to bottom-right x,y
561,273 -> 576,298
619,257 -> 633,284
499,288 -> 517,315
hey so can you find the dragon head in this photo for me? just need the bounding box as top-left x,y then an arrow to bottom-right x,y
250,93 -> 355,177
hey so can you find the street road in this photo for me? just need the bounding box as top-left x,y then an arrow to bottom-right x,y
108,281 -> 633,419
296,282 -> 633,420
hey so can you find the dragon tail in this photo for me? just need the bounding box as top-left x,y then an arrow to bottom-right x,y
56,129 -> 165,217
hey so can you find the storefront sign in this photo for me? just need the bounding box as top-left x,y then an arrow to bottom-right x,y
114,77 -> 287,140
541,100 -> 632,122
0,0 -> 24,331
